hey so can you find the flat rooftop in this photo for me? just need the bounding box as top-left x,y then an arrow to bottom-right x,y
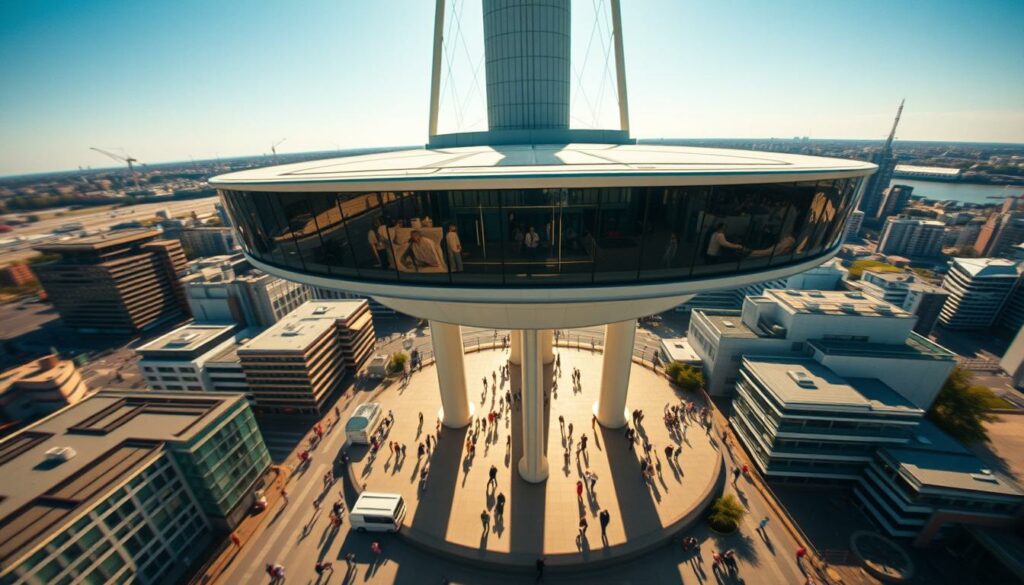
33,228 -> 159,252
137,323 -> 236,355
0,356 -> 76,396
240,300 -> 366,352
697,310 -> 760,339
209,144 -> 876,191
808,334 -> 956,362
660,338 -> 701,363
0,390 -> 245,566
763,289 -> 911,318
743,357 -> 923,415
882,446 -> 1024,498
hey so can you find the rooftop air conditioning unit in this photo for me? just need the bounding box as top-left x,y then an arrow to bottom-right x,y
45,446 -> 76,462
786,370 -> 817,388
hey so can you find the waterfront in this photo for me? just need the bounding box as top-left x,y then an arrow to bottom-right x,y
890,178 -> 1024,206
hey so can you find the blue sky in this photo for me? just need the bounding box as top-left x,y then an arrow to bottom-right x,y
1,0 -> 1022,176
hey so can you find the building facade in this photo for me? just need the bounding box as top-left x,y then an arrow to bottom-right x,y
877,217 -> 945,258
974,198 -> 1024,259
0,355 -> 89,425
0,390 -> 270,585
33,230 -> 190,334
137,323 -> 240,392
938,258 -> 1020,330
237,300 -> 374,416
182,254 -> 310,328
177,227 -> 239,259
310,286 -> 396,317
844,209 -> 865,242
0,263 -> 37,287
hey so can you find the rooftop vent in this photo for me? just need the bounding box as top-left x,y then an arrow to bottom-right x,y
971,471 -> 999,483
805,302 -> 820,311
808,291 -> 825,298
840,303 -> 857,312
312,306 -> 330,315
281,324 -> 304,336
722,320 -> 736,328
44,446 -> 76,463
845,292 -> 864,299
875,305 -> 893,314
787,370 -> 817,388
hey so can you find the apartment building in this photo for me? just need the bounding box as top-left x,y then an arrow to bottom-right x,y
182,254 -> 309,328
309,286 -> 396,317
177,227 -> 238,259
0,390 -> 271,585
844,209 -> 865,242
938,258 -> 1020,330
238,300 -> 374,415
689,289 -> 956,408
877,217 -> 945,258
849,270 -> 950,336
974,198 -> 1024,258
33,230 -> 190,334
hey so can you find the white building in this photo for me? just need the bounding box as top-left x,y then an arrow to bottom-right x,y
182,254 -> 310,328
938,258 -> 1020,330
689,289 -> 956,409
877,217 -> 945,257
137,323 -> 240,391
845,210 -> 865,242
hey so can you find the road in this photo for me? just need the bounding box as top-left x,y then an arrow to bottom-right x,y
0,196 -> 219,264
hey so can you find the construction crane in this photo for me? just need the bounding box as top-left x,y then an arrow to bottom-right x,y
271,138 -> 286,163
90,147 -> 142,193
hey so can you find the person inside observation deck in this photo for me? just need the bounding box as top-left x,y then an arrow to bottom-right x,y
403,230 -> 443,270
706,223 -> 744,263
446,224 -> 464,272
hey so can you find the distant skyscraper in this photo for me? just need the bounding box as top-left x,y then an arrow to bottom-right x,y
939,257 -> 1020,330
875,184 -> 914,222
877,217 -> 945,257
858,100 -> 904,221
974,198 -> 1024,258
844,210 -> 865,242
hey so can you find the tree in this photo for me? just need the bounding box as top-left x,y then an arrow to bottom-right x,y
386,351 -> 409,374
666,362 -> 704,392
927,367 -> 999,444
708,494 -> 747,532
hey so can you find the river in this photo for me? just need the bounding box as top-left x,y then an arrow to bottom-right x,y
888,179 -> 1024,206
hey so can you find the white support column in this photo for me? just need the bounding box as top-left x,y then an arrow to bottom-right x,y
540,329 -> 554,365
430,320 -> 473,428
509,329 -> 522,365
518,329 -> 549,483
594,319 -> 635,428
427,0 -> 446,138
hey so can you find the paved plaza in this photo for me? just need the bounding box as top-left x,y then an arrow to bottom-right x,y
348,346 -> 724,567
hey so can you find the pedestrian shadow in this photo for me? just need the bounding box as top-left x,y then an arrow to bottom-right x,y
599,425 -> 662,540
408,425 -> 465,549
508,362 -> 548,558
711,530 -> 760,567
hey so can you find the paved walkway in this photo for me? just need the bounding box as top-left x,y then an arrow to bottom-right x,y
349,347 -> 723,567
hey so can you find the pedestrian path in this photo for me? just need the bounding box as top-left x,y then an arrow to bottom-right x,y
260,429 -> 308,463
347,347 -> 724,569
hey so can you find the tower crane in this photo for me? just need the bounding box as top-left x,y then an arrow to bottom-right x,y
271,138 -> 286,163
90,147 -> 143,193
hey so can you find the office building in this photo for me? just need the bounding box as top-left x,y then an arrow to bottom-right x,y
33,230 -> 190,334
210,0 -> 875,482
177,227 -> 239,259
137,323 -> 240,392
1000,326 -> 1024,389
975,198 -> 1024,258
0,354 -> 89,425
844,209 -> 865,242
856,419 -> 1024,547
731,356 -> 925,482
877,217 -> 945,257
203,344 -> 249,397
182,254 -> 310,328
689,289 -> 956,408
0,263 -> 37,287
902,283 -> 950,336
310,286 -> 396,317
858,100 -> 903,221
678,259 -> 848,313
938,258 -> 1020,330
850,270 -> 950,336
0,390 -> 271,584
875,184 -> 914,222
238,300 -> 374,415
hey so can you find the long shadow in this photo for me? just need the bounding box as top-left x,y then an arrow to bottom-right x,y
508,361 -> 549,557
408,424 -> 466,544
711,529 -> 760,568
599,424 -> 661,539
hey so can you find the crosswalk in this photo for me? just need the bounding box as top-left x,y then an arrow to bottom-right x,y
258,428 -> 309,463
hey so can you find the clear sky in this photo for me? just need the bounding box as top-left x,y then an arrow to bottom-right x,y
1,0 -> 1022,176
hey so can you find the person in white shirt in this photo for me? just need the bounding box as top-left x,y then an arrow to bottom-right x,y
706,223 -> 743,263
446,224 -> 463,272
404,230 -> 443,270
524,226 -> 540,256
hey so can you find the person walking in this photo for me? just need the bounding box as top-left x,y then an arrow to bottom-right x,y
481,509 -> 490,532
315,561 -> 334,576
758,516 -> 770,533
577,516 -> 588,542
344,552 -> 356,570
732,467 -> 741,485
599,509 -> 610,538
371,541 -> 382,557
535,557 -> 545,583
488,465 -> 498,488
585,469 -> 598,492
576,480 -> 584,500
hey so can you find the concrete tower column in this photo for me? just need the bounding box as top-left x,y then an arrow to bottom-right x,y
540,329 -> 555,365
509,329 -> 522,365
429,320 -> 473,428
518,329 -> 549,483
594,319 -> 636,428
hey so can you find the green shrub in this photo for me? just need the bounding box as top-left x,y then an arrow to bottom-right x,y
387,352 -> 409,374
666,361 -> 704,392
708,494 -> 746,532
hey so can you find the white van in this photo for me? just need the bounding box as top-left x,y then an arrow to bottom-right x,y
346,402 -> 382,445
350,492 -> 406,533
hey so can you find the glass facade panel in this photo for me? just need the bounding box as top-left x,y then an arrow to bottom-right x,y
222,178 -> 862,288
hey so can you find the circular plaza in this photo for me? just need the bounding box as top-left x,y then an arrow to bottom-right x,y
346,343 -> 724,568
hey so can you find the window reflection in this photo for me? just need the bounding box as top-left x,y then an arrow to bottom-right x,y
218,177 -> 862,287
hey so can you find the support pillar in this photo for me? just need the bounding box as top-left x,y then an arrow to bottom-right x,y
540,329 -> 554,365
594,319 -> 635,428
518,329 -> 549,483
429,320 -> 473,428
509,329 -> 522,365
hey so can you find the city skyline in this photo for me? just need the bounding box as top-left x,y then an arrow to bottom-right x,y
0,0 -> 1022,176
